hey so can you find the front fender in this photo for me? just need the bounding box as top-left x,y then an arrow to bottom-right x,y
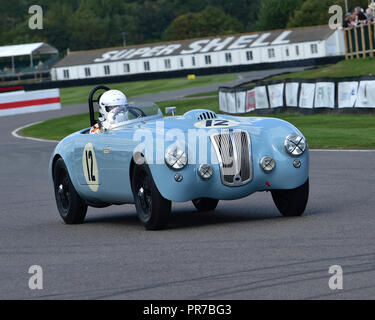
48,132 -> 81,195
148,117 -> 309,202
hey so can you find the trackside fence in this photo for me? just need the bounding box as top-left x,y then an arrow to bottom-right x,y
344,23 -> 375,59
219,76 -> 375,115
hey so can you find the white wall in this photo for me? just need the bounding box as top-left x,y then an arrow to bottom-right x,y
326,29 -> 346,56
53,31 -> 343,80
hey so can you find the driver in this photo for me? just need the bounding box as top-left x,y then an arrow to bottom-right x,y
90,89 -> 129,134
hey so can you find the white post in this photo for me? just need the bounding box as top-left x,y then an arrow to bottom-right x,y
11,56 -> 15,73
122,32 -> 127,47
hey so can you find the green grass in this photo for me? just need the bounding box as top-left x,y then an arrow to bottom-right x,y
60,75 -> 236,106
158,97 -> 219,115
269,58 -> 375,81
264,114 -> 375,149
21,95 -> 375,149
22,113 -> 96,141
21,97 -> 219,141
184,91 -> 218,98
29,60 -> 375,146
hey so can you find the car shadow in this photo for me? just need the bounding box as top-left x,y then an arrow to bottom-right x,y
168,209 -> 282,229
84,211 -> 141,227
167,204 -> 321,230
84,203 -> 321,230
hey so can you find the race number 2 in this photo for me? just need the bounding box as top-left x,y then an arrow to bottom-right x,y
205,120 -> 228,127
82,143 -> 99,192
194,119 -> 239,129
85,150 -> 96,182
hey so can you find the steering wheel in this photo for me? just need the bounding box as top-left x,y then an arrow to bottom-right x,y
128,106 -> 147,118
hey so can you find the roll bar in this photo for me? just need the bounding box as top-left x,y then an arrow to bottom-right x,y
88,85 -> 110,127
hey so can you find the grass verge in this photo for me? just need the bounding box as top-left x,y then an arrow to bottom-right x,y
21,113 -> 97,141
60,75 -> 236,106
265,113 -> 375,149
21,97 -> 219,141
184,91 -> 218,98
268,58 -> 375,81
21,96 -> 375,149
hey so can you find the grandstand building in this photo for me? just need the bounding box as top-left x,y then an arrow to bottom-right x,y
0,43 -> 59,83
51,25 -> 345,81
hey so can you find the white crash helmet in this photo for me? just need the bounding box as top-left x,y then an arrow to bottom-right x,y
99,90 -> 128,123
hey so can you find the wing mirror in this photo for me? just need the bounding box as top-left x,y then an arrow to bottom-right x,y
165,107 -> 177,116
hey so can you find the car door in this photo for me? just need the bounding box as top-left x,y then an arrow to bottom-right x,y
73,129 -> 134,204
96,129 -> 135,203
73,132 -> 104,199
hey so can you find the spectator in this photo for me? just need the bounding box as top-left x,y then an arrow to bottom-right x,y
366,7 -> 374,22
354,6 -> 367,23
343,13 -> 354,28
37,60 -> 44,70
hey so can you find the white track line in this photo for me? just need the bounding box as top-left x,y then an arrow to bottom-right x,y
12,122 -> 59,143
11,121 -> 375,151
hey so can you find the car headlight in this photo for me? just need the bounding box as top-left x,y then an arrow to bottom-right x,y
260,156 -> 276,173
198,164 -> 213,180
165,145 -> 188,170
284,134 -> 307,156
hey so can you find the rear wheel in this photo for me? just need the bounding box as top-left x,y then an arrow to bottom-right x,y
53,158 -> 88,224
192,198 -> 219,212
132,163 -> 171,230
271,179 -> 309,217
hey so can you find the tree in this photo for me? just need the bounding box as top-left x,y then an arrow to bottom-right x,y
68,4 -> 110,50
163,13 -> 202,40
287,0 -> 370,28
3,0 -> 371,52
172,0 -> 208,15
208,0 -> 261,31
133,0 -> 176,43
163,6 -> 243,40
256,0 -> 303,31
41,4 -> 73,53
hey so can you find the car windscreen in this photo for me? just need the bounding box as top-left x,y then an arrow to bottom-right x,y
127,102 -> 160,120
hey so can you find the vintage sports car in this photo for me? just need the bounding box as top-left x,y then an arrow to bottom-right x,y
50,86 -> 309,230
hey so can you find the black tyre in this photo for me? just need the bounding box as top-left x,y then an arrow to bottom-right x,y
53,158 -> 88,224
192,198 -> 219,212
132,163 -> 171,230
271,179 -> 309,217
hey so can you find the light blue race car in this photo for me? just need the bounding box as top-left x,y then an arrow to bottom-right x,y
50,86 -> 309,230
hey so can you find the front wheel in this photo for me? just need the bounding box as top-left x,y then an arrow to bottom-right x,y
132,163 -> 171,230
192,198 -> 219,212
271,179 -> 309,217
53,158 -> 88,224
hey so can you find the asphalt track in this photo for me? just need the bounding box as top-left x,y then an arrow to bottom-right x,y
1,69 -> 375,300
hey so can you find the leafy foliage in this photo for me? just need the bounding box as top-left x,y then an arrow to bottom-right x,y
287,0 -> 369,28
163,6 -> 243,40
256,0 -> 303,31
0,0 -> 372,53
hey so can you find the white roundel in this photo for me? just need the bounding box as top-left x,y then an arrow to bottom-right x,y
82,143 -> 99,192
194,119 -> 240,129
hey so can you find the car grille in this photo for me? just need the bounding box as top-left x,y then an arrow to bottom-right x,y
210,130 -> 252,186
197,111 -> 217,121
